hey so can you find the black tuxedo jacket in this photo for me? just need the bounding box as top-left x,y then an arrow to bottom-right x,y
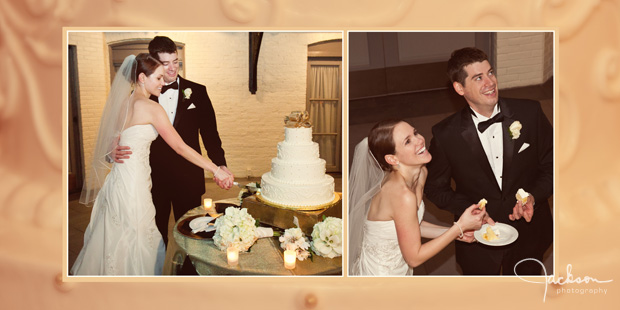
149,76 -> 227,197
425,97 -> 553,268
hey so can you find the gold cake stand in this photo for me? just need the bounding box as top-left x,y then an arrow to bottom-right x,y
244,193 -> 342,235
256,192 -> 341,211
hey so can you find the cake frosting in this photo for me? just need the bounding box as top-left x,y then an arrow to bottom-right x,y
260,126 -> 335,208
516,188 -> 530,204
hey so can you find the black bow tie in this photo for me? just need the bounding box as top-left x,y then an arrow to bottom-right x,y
477,113 -> 504,133
161,81 -> 178,93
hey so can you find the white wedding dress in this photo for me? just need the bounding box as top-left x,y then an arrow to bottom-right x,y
352,201 -> 425,276
71,124 -> 165,276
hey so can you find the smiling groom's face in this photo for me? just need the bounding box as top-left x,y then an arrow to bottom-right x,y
453,60 -> 499,116
157,52 -> 179,84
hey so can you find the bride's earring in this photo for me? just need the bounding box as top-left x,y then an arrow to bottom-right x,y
392,160 -> 400,170
386,155 -> 400,170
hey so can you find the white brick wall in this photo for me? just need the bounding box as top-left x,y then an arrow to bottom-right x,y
496,32 -> 551,89
68,32 -> 110,182
71,31 -> 341,179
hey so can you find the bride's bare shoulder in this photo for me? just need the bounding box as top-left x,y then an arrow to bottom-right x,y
133,96 -> 162,113
382,179 -> 417,210
382,176 -> 408,193
133,95 -> 157,106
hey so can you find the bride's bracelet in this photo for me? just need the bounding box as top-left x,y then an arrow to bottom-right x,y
214,166 -> 221,178
453,222 -> 464,238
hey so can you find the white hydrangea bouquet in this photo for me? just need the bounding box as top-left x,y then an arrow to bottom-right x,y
213,207 -> 258,252
311,217 -> 342,258
279,227 -> 311,261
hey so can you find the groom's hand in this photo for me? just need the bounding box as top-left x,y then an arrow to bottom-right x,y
113,145 -> 132,163
509,195 -> 535,222
214,166 -> 234,190
457,230 -> 476,243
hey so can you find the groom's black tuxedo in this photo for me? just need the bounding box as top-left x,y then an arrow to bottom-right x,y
425,97 -> 553,275
149,76 -> 227,245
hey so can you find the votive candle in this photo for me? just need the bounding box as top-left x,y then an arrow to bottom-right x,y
227,247 -> 239,266
203,198 -> 213,211
284,249 -> 296,269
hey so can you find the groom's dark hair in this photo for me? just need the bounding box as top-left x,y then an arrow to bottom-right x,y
148,36 -> 177,61
447,47 -> 489,86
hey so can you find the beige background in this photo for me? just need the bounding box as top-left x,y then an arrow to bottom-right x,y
0,0 -> 619,309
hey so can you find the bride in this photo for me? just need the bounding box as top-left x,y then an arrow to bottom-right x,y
71,54 -> 233,276
349,119 -> 491,276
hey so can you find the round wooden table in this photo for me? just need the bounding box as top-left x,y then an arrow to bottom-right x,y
172,200 -> 342,275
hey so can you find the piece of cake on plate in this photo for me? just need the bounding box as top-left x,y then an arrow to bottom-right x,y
482,225 -> 500,241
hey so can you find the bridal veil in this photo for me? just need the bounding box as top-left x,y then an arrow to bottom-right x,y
348,137 -> 386,275
79,55 -> 137,205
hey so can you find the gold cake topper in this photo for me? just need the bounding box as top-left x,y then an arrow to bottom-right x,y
284,111 -> 312,128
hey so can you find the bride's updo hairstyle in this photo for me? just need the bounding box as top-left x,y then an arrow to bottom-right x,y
368,119 -> 403,171
132,53 -> 162,84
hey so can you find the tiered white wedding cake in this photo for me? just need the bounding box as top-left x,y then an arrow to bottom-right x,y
260,112 -> 335,209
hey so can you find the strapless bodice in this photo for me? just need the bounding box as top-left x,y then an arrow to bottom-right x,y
119,124 -> 158,151
354,201 -> 425,276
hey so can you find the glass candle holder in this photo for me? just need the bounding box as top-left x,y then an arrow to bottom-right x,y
284,249 -> 296,269
227,246 -> 239,267
203,198 -> 213,212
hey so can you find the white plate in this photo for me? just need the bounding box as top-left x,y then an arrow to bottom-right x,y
474,223 -> 518,246
189,216 -> 216,232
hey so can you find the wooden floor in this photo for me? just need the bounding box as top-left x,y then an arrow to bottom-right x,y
68,175 -> 343,274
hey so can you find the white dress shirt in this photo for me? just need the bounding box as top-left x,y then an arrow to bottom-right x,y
159,78 -> 179,124
471,104 -> 504,189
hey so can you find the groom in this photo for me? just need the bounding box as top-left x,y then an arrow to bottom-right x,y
116,36 -> 234,247
424,47 -> 553,275
148,36 -> 234,247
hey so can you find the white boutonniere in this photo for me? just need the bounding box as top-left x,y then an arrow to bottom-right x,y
183,88 -> 192,99
509,120 -> 522,139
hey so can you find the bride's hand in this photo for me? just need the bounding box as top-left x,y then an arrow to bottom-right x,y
214,166 -> 234,190
213,167 -> 233,189
456,204 -> 486,231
